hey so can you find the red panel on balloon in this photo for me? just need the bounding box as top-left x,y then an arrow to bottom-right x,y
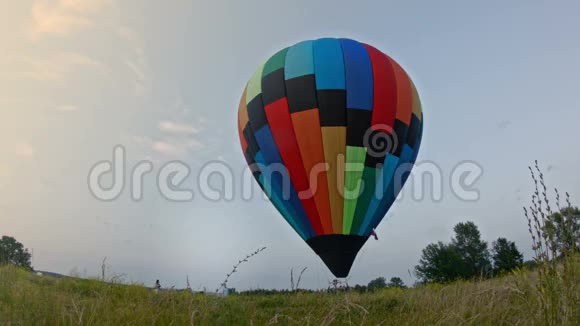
363,44 -> 397,133
265,97 -> 325,235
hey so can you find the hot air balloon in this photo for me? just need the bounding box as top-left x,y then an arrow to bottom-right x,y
237,38 -> 423,278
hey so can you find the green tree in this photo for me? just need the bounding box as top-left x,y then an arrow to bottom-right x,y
491,237 -> 523,274
543,207 -> 579,256
451,221 -> 492,278
367,277 -> 386,290
352,284 -> 368,293
0,236 -> 32,270
415,222 -> 492,283
415,242 -> 464,283
387,277 -> 406,288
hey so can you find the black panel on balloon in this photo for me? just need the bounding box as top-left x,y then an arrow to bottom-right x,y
247,95 -> 268,131
261,68 -> 286,106
393,119 -> 409,157
346,109 -> 372,147
317,90 -> 347,127
286,75 -> 318,113
243,124 -> 260,157
407,114 -> 420,148
306,234 -> 367,278
364,130 -> 396,168
243,149 -> 255,166
415,118 -> 423,150
243,150 -> 263,182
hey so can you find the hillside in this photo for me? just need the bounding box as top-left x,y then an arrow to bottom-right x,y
1,264 -> 577,325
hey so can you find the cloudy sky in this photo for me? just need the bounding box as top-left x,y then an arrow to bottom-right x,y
1,0 -> 579,290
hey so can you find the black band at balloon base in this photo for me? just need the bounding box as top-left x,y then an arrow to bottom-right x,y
306,234 -> 368,278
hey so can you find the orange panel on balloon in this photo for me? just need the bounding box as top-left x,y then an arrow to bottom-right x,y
390,58 -> 413,126
291,109 -> 334,234
237,87 -> 249,152
321,126 -> 346,234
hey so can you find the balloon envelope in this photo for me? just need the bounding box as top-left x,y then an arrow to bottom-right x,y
237,38 -> 423,277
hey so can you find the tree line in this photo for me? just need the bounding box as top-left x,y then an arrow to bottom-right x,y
0,235 -> 32,270
351,205 -> 578,289
356,221 -> 524,291
1,206 -> 576,290
414,221 -> 523,283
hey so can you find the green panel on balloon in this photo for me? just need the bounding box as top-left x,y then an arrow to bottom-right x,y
262,48 -> 289,77
246,63 -> 265,104
342,145 -> 366,234
350,166 -> 380,234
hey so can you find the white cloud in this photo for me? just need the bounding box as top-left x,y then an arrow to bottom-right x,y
128,134 -> 205,158
30,0 -> 111,36
149,118 -> 206,157
60,0 -> 112,12
125,58 -> 148,95
15,142 -> 36,158
8,52 -> 103,81
151,141 -> 179,155
31,2 -> 92,36
151,139 -> 205,157
129,135 -> 150,146
184,139 -> 205,152
159,121 -> 200,135
118,26 -> 150,96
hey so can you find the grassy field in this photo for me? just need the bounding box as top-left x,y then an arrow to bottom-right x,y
0,263 -> 577,325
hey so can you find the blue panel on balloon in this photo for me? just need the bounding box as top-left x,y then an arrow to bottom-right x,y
313,38 -> 346,90
364,145 -> 415,235
254,126 -> 315,238
285,41 -> 315,80
340,38 -> 373,110
358,154 -> 399,235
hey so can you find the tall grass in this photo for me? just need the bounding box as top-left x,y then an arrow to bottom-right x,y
2,264 -> 575,325
522,161 -> 579,325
